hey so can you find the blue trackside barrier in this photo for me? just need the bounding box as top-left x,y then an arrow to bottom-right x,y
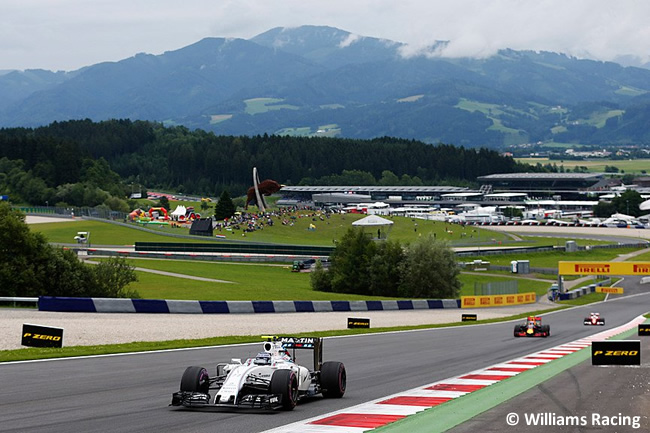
558,279 -> 610,301
38,296 -> 97,312
38,296 -> 462,314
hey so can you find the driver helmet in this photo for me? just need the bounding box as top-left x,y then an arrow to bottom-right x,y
254,352 -> 272,365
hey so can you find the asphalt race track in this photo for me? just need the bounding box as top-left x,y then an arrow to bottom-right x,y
1,277 -> 648,433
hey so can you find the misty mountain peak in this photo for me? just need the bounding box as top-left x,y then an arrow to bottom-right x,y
1,25 -> 649,148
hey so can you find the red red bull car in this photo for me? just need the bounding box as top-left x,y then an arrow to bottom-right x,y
514,316 -> 550,337
583,312 -> 605,326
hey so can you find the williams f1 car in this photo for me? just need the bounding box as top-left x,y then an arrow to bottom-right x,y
583,312 -> 605,326
514,316 -> 550,337
170,336 -> 346,411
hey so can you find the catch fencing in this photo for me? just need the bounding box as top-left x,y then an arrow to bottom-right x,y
473,280 -> 518,296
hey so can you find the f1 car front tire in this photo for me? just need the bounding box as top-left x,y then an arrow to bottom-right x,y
321,361 -> 346,398
180,366 -> 210,394
543,325 -> 550,337
270,369 -> 298,410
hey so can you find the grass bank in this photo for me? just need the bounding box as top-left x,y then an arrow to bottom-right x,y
31,213 -> 512,247
558,292 -> 608,305
95,258 -> 554,300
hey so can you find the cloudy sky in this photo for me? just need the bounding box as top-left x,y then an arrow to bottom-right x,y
2,0 -> 649,71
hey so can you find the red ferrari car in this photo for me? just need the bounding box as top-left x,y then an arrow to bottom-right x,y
583,312 -> 605,326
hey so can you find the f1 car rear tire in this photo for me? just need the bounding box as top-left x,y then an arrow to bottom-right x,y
180,366 -> 210,394
321,361 -> 346,398
270,369 -> 298,410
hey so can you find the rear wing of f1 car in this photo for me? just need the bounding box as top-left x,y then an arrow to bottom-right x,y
263,336 -> 323,370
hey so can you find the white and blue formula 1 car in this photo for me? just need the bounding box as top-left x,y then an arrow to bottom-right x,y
170,336 -> 346,411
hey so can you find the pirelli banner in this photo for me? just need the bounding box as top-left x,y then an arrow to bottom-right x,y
558,261 -> 650,276
461,292 -> 536,308
596,287 -> 624,294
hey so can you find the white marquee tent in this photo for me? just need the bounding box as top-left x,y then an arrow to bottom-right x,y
351,215 -> 394,240
170,205 -> 186,219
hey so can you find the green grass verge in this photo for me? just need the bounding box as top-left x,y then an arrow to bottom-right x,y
557,292 -> 607,305
94,258 -> 554,300
95,258 -> 396,300
128,263 -> 396,301
0,307 -> 567,363
626,250 -> 650,261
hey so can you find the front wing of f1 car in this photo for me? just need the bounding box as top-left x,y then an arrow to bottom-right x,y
171,391 -> 284,410
514,324 -> 550,337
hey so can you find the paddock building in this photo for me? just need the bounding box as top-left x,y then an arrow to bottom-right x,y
277,172 -> 631,213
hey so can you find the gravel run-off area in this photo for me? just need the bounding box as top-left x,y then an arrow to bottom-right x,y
0,303 -> 553,351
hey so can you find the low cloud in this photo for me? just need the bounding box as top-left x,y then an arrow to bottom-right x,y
2,0 -> 650,70
339,33 -> 362,49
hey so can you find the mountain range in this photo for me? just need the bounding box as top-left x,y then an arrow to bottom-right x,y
2,25 -> 650,149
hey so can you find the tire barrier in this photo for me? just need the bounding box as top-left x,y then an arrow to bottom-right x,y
38,296 -> 461,314
558,279 -> 611,300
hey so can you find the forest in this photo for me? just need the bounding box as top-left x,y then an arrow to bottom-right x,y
0,119 -> 542,208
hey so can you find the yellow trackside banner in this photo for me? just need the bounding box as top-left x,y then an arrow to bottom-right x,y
461,292 -> 536,308
558,261 -> 650,276
596,287 -> 624,294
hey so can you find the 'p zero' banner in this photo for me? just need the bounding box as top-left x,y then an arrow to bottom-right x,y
347,318 -> 370,329
591,340 -> 640,365
22,323 -> 64,348
461,292 -> 536,308
559,261 -> 650,275
639,324 -> 650,336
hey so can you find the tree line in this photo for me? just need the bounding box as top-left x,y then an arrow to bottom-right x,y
0,119 -> 541,204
